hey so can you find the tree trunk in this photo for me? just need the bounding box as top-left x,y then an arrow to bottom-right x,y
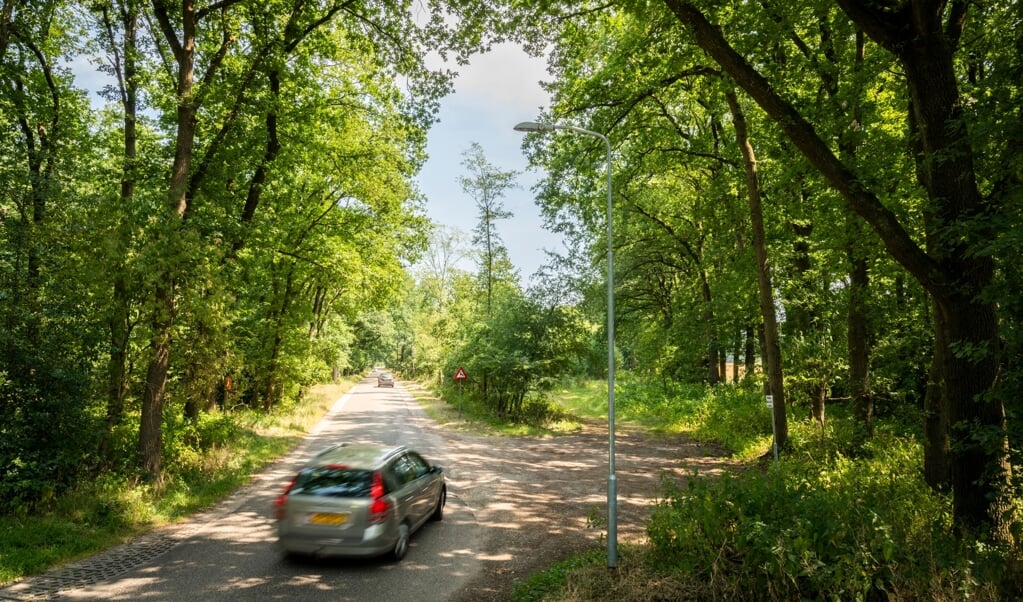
725,89 -> 788,450
732,338 -> 740,382
140,281 -> 173,479
886,6 -> 1008,535
789,215 -> 826,427
12,50 -> 59,350
847,230 -> 873,442
938,293 -> 1007,534
141,0 -> 198,481
839,30 -> 872,445
100,2 -> 138,463
231,70 -> 281,254
810,383 -> 826,429
700,269 -> 719,384
923,307 -> 950,489
102,273 -> 131,460
744,323 -> 755,381
263,331 -> 283,411
789,218 -> 815,334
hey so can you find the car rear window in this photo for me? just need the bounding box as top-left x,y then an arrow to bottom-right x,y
292,467 -> 373,497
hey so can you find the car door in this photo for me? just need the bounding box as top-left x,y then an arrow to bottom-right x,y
387,456 -> 418,525
401,452 -> 436,525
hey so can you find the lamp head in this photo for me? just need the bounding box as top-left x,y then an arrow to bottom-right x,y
513,121 -> 555,133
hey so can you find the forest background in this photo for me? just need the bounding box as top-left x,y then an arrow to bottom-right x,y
1,0 -> 1022,599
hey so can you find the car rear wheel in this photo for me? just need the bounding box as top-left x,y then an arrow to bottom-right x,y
391,523 -> 410,561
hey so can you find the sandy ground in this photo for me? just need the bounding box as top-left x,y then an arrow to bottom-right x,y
434,417 -> 737,600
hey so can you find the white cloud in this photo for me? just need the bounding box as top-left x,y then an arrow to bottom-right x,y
448,43 -> 549,111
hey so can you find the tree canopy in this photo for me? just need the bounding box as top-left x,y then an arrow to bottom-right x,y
505,0 -> 1022,538
2,0 -> 1021,555
0,0 -> 498,501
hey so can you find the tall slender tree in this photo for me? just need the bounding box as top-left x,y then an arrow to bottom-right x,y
92,0 -> 142,463
459,141 -> 519,315
725,88 -> 788,450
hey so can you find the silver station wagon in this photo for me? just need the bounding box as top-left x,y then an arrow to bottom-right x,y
274,443 -> 446,561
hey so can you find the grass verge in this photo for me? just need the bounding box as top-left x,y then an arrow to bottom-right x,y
509,377 -> 1023,601
0,380 -> 355,586
512,544 -> 709,601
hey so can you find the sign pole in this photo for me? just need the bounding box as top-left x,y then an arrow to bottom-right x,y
453,367 -> 467,419
767,394 -> 779,467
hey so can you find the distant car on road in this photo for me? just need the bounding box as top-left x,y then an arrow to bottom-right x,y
274,443 -> 446,561
377,372 -> 395,387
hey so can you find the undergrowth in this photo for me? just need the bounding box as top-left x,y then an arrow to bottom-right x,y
646,436 -> 1014,600
0,380 -> 353,586
517,377 -> 1023,601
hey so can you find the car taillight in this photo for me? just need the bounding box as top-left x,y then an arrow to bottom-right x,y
368,471 -> 389,524
273,475 -> 298,520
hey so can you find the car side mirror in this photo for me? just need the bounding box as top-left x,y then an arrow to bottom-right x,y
431,465 -> 443,474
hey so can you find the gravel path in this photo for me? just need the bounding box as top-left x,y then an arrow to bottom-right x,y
0,386 -> 736,601
436,419 -> 736,600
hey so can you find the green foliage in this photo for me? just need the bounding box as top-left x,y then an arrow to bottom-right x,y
406,212 -> 600,422
0,351 -> 100,512
647,438 -> 1009,599
0,381 -> 352,586
0,0 -> 109,509
497,378 -> 1021,600
609,375 -> 772,458
0,0 -> 462,501
2,3 -> 1022,597
449,293 -> 593,422
511,0 -> 1023,546
0,481 -> 130,584
460,141 -> 519,294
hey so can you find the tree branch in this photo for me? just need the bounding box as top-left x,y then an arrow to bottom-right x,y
832,0 -> 909,53
195,0 -> 247,21
662,0 -> 950,296
151,0 -> 183,61
944,0 -> 969,48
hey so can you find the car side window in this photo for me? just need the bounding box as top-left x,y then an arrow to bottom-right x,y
391,457 -> 416,485
382,466 -> 401,493
405,452 -> 430,479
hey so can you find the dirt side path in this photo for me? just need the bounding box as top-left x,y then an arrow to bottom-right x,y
431,419 -> 738,601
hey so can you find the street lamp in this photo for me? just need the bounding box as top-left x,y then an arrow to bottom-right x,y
513,120 -> 617,569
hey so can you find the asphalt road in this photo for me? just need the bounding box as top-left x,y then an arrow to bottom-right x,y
4,377 -> 484,601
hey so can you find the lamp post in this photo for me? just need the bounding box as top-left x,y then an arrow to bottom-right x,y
513,121 -> 617,569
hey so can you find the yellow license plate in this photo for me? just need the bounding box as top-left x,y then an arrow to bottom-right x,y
307,512 -> 348,526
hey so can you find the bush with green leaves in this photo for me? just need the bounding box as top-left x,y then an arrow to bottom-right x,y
647,436 -> 1009,600
449,294 -> 592,422
0,354 -> 99,512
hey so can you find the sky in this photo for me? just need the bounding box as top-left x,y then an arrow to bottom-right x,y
417,43 -> 562,280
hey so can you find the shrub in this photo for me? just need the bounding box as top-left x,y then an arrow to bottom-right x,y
0,360 -> 99,511
647,436 -> 1004,600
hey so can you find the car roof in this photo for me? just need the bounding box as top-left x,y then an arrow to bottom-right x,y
310,443 -> 405,470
